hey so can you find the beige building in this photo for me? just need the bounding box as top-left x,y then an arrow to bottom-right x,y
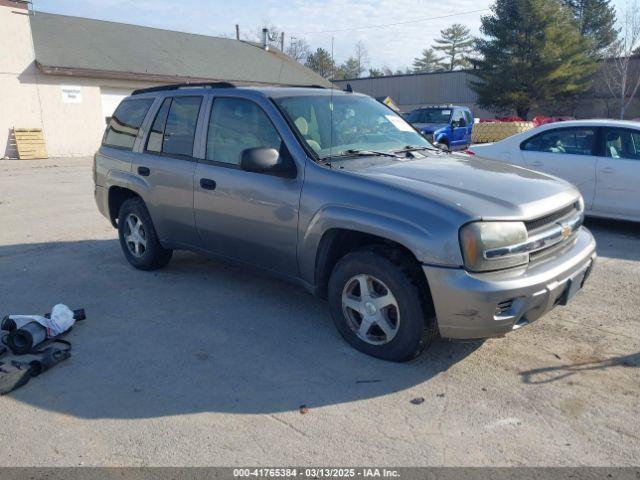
0,0 -> 329,158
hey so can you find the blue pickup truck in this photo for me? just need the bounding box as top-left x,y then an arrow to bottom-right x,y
404,105 -> 474,150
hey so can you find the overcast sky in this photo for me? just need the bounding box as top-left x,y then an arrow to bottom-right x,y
32,0 -> 627,72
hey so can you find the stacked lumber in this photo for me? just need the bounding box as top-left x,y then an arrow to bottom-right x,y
472,122 -> 534,144
11,128 -> 48,159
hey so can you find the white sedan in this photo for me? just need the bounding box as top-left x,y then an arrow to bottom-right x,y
469,119 -> 640,222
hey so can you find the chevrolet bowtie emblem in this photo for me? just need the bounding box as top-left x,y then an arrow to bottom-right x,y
561,225 -> 572,239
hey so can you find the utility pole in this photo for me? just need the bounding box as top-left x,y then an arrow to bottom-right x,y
235,24 -> 240,40
280,32 -> 285,51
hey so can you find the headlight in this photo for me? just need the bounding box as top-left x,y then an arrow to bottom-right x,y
459,222 -> 529,272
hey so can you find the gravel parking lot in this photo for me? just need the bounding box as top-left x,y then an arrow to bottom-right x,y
0,157 -> 638,466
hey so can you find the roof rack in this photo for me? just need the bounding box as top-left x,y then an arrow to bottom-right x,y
132,82 -> 236,95
292,84 -> 327,89
420,104 -> 455,109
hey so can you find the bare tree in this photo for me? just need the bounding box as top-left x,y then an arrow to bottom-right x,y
602,0 -> 640,118
353,41 -> 369,77
286,37 -> 311,63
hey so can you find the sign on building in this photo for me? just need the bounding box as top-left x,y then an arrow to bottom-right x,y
61,85 -> 82,104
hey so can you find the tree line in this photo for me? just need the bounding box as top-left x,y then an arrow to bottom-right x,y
273,0 -> 640,119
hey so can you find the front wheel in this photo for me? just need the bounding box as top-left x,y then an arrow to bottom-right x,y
328,247 -> 438,362
117,197 -> 173,270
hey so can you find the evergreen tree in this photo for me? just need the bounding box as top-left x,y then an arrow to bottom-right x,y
470,0 -> 597,119
432,24 -> 475,71
562,0 -> 617,56
340,57 -> 362,79
305,48 -> 336,79
412,48 -> 443,73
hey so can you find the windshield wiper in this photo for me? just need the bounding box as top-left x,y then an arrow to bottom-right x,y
321,149 -> 400,160
393,145 -> 438,154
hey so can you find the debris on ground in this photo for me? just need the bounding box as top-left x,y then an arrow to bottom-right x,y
410,397 -> 425,405
0,305 -> 85,395
299,405 -> 309,414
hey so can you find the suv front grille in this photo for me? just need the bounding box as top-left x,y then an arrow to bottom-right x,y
525,202 -> 583,263
525,203 -> 578,233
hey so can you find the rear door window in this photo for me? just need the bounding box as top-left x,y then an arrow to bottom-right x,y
146,98 -> 171,153
103,99 -> 153,150
162,96 -> 203,157
521,128 -> 596,155
144,96 -> 202,157
603,128 -> 640,160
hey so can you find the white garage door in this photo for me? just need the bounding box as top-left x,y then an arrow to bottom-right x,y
100,87 -> 132,125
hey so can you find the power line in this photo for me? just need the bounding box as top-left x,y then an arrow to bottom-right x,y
290,9 -> 490,35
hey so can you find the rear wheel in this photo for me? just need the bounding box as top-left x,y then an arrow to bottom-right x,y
328,247 -> 437,362
117,198 -> 172,270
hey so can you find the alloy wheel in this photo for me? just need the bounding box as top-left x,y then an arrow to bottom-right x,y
341,274 -> 400,345
124,213 -> 147,258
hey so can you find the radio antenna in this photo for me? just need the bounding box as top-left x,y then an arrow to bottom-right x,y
329,36 -> 334,163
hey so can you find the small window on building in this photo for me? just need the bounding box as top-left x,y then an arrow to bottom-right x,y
206,98 -> 282,166
103,99 -> 153,150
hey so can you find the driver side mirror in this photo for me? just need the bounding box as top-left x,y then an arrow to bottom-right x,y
240,147 -> 295,178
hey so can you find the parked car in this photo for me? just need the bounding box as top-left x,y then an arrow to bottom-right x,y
404,105 -> 474,150
469,119 -> 640,222
94,84 -> 596,362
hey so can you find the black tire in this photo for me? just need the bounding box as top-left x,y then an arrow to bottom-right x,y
439,139 -> 451,151
117,197 -> 173,271
328,246 -> 438,362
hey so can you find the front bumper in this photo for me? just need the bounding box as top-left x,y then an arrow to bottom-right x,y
423,227 -> 596,339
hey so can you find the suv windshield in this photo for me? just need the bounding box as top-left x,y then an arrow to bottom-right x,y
405,108 -> 452,124
275,94 -> 432,160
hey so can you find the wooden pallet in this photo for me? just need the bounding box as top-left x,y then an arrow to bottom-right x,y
11,128 -> 48,159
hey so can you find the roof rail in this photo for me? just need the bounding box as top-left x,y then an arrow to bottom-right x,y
132,82 -> 236,95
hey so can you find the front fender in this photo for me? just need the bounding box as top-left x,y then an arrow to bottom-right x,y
434,128 -> 450,144
298,204 -> 461,286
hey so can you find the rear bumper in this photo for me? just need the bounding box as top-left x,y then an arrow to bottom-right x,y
423,227 -> 596,339
94,184 -> 109,220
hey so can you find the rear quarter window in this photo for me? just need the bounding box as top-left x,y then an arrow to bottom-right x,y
103,99 -> 154,150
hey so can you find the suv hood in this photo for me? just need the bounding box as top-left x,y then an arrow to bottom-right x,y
355,154 -> 579,220
411,123 -> 448,133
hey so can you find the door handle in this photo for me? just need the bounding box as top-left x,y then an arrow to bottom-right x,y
137,166 -> 150,176
599,167 -> 615,174
200,178 -> 217,190
530,161 -> 544,167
